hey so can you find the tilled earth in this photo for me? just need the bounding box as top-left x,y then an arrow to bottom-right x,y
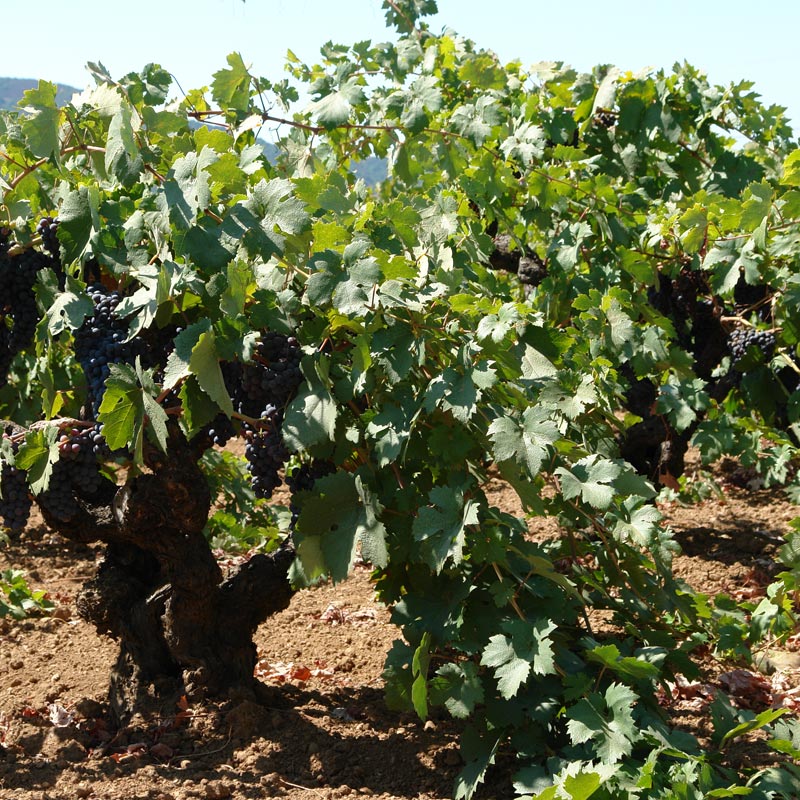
1,459 -> 799,800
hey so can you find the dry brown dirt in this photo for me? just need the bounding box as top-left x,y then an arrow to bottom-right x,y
1,458 -> 799,800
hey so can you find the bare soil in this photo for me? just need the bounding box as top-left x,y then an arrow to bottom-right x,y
1,458 -> 799,800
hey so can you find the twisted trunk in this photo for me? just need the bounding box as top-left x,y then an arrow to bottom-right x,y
40,438 -> 296,723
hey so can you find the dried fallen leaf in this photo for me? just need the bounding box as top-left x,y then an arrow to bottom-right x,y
48,703 -> 75,728
719,669 -> 773,708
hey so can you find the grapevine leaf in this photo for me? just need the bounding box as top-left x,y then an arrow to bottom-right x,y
105,101 -> 143,185
188,329 -> 234,417
212,52 -> 251,109
164,151 -> 213,231
520,344 -> 558,379
137,364 -> 169,454
98,363 -> 143,460
308,77 -> 366,128
488,407 -> 560,476
453,725 -> 501,800
283,383 -> 338,451
585,644 -> 661,681
425,365 -> 494,423
163,320 -> 212,389
555,456 -> 622,509
411,632 -> 432,720
20,81 -> 60,158
451,96 -> 502,146
566,683 -> 639,764
480,619 -> 557,699
293,472 -> 387,582
16,428 -> 59,495
57,186 -> 95,264
45,277 -> 94,336
429,662 -> 485,719
412,486 -> 479,573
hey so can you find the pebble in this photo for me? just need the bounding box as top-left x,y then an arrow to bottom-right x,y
75,786 -> 92,798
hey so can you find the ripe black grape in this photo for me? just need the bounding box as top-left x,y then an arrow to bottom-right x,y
36,216 -> 60,258
74,284 -> 145,415
0,247 -> 49,386
232,332 -> 304,498
37,425 -> 107,522
0,439 -> 32,533
728,328 -> 776,366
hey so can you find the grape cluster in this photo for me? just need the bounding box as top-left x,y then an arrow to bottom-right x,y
36,216 -> 60,258
74,284 -> 144,415
728,328 -> 776,366
37,425 -> 106,522
234,333 -> 303,499
0,438 -> 32,533
244,407 -> 288,499
0,247 -> 49,386
487,234 -> 547,288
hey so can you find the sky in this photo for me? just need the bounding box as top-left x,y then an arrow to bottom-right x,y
2,1 -> 798,131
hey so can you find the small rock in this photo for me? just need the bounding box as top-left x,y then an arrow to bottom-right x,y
204,780 -> 232,799
75,785 -> 92,798
424,720 -> 436,731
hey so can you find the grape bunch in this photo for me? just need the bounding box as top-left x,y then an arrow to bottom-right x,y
74,284 -> 145,415
0,247 -> 49,386
243,407 -> 289,499
0,437 -> 32,533
233,333 -> 303,499
728,328 -> 776,366
36,216 -> 60,258
37,425 -> 106,522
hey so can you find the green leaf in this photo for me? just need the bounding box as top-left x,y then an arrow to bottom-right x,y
44,276 -> 93,336
585,644 -> 661,681
480,619 -> 557,699
430,662 -> 485,719
105,100 -> 143,184
20,81 -> 60,158
188,329 -> 234,417
412,485 -> 479,573
453,726 -> 500,800
293,472 -> 387,582
16,427 -> 59,495
488,406 -> 560,476
566,683 -> 639,764
57,186 -> 96,264
212,52 -> 252,109
411,632 -> 432,720
556,456 -> 622,509
283,382 -> 338,451
308,77 -> 365,128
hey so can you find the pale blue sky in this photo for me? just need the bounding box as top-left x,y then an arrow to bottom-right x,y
3,1 -> 798,130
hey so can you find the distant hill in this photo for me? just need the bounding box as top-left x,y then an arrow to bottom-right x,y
0,77 -> 79,110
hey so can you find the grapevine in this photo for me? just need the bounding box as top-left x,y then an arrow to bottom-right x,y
1,3 -> 799,798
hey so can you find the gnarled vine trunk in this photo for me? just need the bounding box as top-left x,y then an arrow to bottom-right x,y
40,438 -> 296,724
